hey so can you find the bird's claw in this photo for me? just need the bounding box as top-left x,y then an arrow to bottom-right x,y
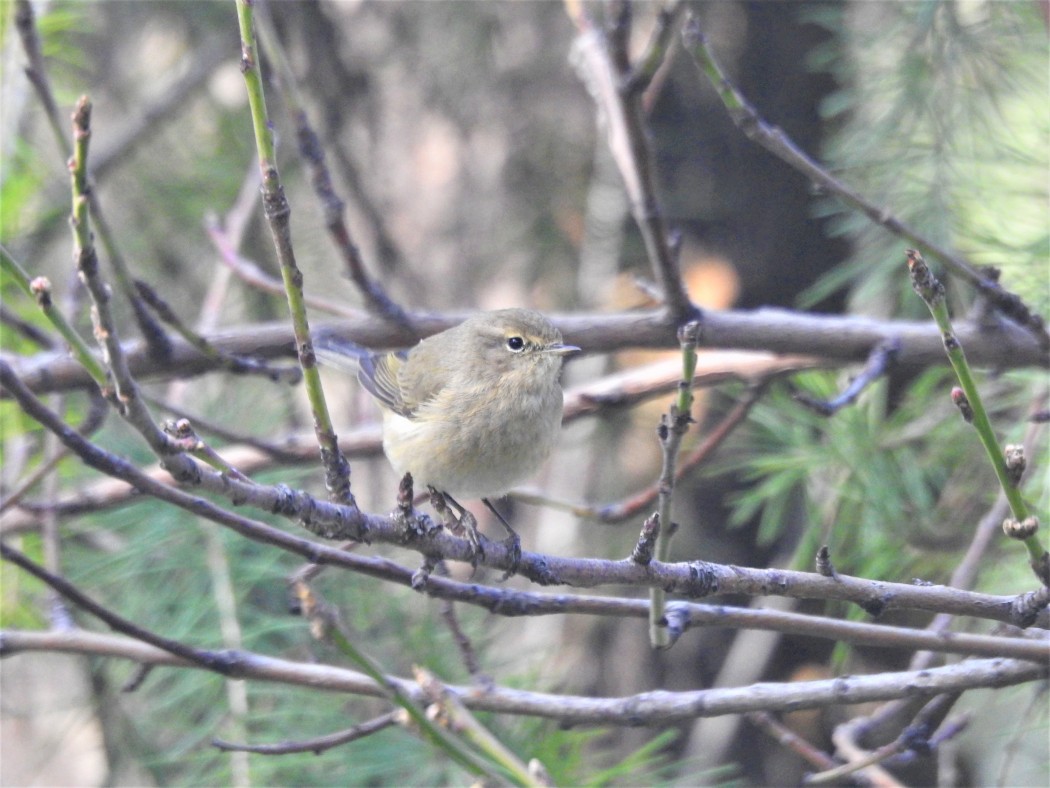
459,510 -> 485,571
499,532 -> 522,581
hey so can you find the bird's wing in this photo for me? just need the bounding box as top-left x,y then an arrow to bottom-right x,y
313,335 -> 365,374
358,351 -> 414,417
392,349 -> 453,419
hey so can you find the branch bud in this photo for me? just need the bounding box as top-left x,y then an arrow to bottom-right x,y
1003,444 -> 1026,486
950,387 -> 973,423
1002,516 -> 1039,540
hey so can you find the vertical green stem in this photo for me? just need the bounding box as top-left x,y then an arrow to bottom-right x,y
906,250 -> 1047,583
234,0 -> 353,504
649,322 -> 701,648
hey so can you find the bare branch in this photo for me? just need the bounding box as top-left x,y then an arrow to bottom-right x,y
681,13 -> 1049,349
4,358 -> 1048,631
569,4 -> 696,321
1,630 -> 1044,726
6,307 -> 1047,399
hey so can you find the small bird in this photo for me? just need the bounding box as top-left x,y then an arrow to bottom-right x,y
316,308 -> 578,561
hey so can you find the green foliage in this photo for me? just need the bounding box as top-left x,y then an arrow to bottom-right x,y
800,1 -> 1049,317
49,492 -> 687,785
576,728 -> 678,787
732,0 -> 1050,601
0,139 -> 54,240
58,500 -> 441,786
714,366 -> 1040,586
29,2 -> 94,80
0,533 -> 49,629
3,1 -> 1046,783
499,723 -> 731,787
0,2 -> 94,240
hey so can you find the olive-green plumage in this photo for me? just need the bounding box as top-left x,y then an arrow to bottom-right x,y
319,308 -> 577,499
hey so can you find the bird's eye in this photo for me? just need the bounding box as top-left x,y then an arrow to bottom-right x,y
506,336 -> 526,352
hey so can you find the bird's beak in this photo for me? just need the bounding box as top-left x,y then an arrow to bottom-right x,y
548,343 -> 581,357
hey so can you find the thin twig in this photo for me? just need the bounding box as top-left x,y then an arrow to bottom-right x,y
906,250 -> 1048,584
1,629 -> 1045,727
212,711 -> 399,755
4,361 -> 1050,631
162,419 -> 252,483
680,14 -> 1048,350
746,711 -> 840,772
15,0 -> 173,361
235,0 -> 353,505
434,562 -> 487,683
569,4 -> 696,321
251,7 -> 413,331
812,692 -> 964,785
565,378 -> 768,523
68,97 -> 175,455
650,321 -> 701,647
414,666 -> 546,787
0,303 -> 55,349
144,395 -> 311,465
289,579 -> 510,783
795,339 -> 900,416
0,542 -> 234,672
623,1 -> 685,95
205,217 -> 362,318
0,244 -> 107,387
133,279 -> 302,384
0,390 -> 106,515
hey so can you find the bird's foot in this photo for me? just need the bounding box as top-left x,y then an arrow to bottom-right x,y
458,509 -> 486,570
498,531 -> 522,581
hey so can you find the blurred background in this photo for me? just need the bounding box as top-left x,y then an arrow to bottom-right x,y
2,1 -> 1047,785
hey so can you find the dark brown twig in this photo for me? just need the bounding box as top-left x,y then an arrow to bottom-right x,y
0,303 -> 55,349
212,711 -> 399,755
250,5 -> 413,331
681,14 -> 1048,349
623,1 -> 685,95
746,711 -> 841,773
795,339 -> 900,416
15,0 -> 173,361
292,110 -> 414,331
133,280 -> 302,384
569,4 -> 696,322
0,542 -> 231,672
435,560 -> 487,685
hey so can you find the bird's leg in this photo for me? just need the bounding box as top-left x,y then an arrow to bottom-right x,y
482,498 -> 521,580
432,489 -> 484,565
428,486 -> 458,530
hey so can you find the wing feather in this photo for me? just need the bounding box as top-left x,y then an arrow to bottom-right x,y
358,351 -> 413,416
